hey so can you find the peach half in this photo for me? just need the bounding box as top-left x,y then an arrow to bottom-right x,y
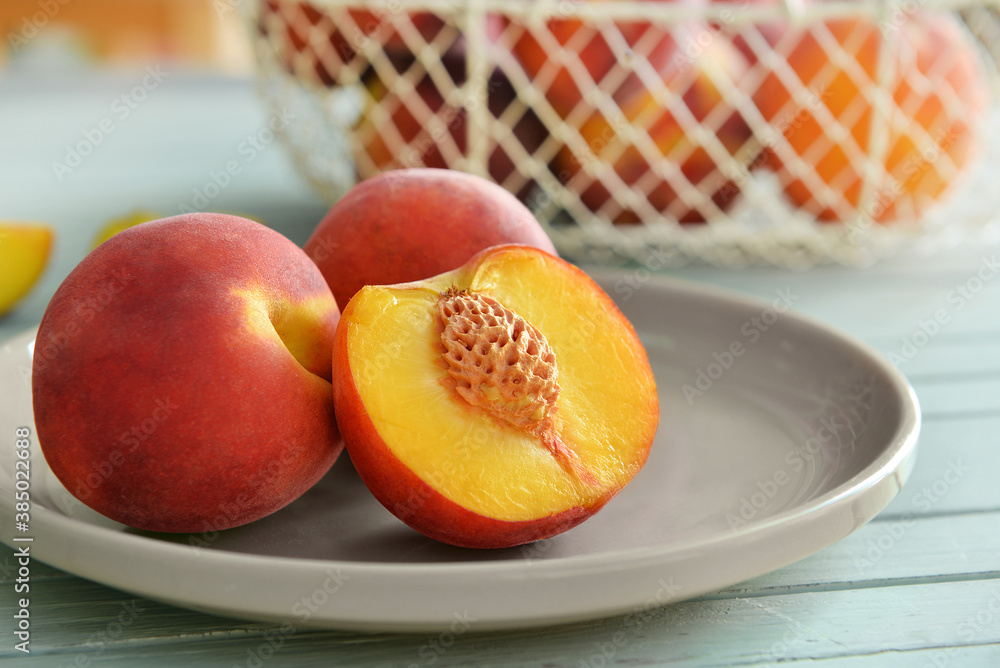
333,245 -> 659,549
0,222 -> 54,316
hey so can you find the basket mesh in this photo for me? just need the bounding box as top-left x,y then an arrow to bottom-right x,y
250,0 -> 1000,268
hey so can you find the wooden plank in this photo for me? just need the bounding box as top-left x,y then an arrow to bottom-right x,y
879,417 -> 1000,517
3,578 -> 999,667
876,338 -> 1000,380
651,264 -> 1000,343
796,285 -> 1000,344
3,511 -> 997,655
909,377 -> 1000,417
717,512 -> 1000,597
0,578 -> 262,656
773,643 -> 1000,667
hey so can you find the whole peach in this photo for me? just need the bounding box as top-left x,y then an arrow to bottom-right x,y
303,169 -> 556,309
32,213 -> 344,533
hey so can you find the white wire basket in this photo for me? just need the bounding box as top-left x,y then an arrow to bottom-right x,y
248,0 -> 1000,268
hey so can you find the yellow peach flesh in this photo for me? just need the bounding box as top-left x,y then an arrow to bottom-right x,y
0,223 -> 54,315
342,249 -> 657,522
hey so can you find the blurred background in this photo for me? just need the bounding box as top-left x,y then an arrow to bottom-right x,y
0,0 -> 335,329
0,0 -> 253,74
3,0 -> 1000,313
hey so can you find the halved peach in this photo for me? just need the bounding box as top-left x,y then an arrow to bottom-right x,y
90,209 -> 161,249
333,244 -> 659,548
0,222 -> 54,316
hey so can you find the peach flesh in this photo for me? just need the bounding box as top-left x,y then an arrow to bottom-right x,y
334,244 -> 659,548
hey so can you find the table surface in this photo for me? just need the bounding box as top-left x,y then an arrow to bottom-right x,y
1,66 -> 999,667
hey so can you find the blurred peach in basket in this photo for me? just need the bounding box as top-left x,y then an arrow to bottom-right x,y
0,0 -> 250,71
506,0 -> 695,120
753,10 -> 989,224
258,0 -> 465,85
352,51 -> 548,203
553,34 -> 754,224
250,0 -> 990,231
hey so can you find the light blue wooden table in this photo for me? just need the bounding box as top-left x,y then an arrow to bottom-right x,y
2,66 -> 1000,667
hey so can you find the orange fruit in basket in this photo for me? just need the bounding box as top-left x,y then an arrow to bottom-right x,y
259,0 -> 448,86
508,0 -> 695,120
352,59 -> 548,203
709,0 -> 788,66
553,35 -> 754,224
753,12 -> 989,224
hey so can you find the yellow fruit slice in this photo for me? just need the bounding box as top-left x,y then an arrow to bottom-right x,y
91,209 -> 162,249
0,223 -> 54,316
92,211 -> 267,249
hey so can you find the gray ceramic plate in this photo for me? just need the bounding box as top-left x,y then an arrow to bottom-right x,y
0,272 -> 920,632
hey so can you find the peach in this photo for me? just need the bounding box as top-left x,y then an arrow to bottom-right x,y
352,61 -> 548,202
32,213 -> 343,533
351,55 -> 466,174
508,0 -> 692,119
333,244 -> 659,548
709,0 -> 787,67
303,168 -> 556,310
753,11 -> 988,223
554,36 -> 753,224
259,0 -> 447,86
0,222 -> 53,316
